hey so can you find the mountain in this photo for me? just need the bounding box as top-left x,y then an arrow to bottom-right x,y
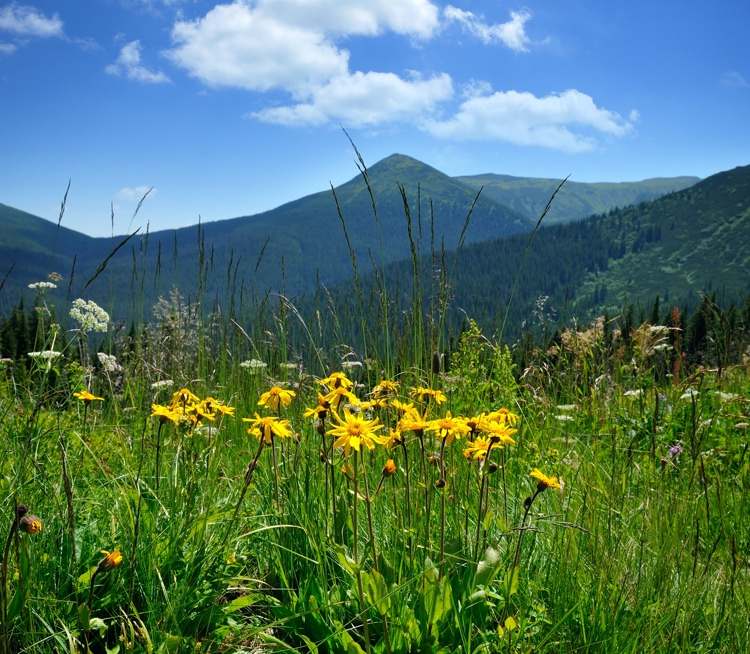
315,164 -> 750,341
0,154 -> 530,313
455,173 -> 699,225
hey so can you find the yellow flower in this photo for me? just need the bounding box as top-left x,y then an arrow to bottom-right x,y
398,409 -> 431,433
243,413 -> 294,444
73,390 -> 104,404
99,548 -> 123,571
530,468 -> 561,491
359,397 -> 389,411
463,436 -> 492,461
151,404 -> 180,424
304,395 -> 330,420
372,379 -> 399,398
258,386 -> 296,411
382,428 -> 404,450
327,409 -> 384,456
486,408 -> 520,427
19,515 -> 43,535
427,411 -> 471,444
383,459 -> 397,476
171,387 -> 199,407
410,386 -> 447,405
323,385 -> 359,410
318,371 -> 353,390
202,397 -> 235,417
390,399 -> 416,414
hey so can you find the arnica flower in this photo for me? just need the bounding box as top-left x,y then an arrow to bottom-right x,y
427,411 -> 471,444
398,409 -> 431,433
171,387 -> 199,407
327,409 -> 384,456
323,385 -> 359,410
358,397 -> 389,411
98,548 -> 123,571
258,385 -> 296,411
486,408 -> 520,427
73,390 -> 104,404
382,428 -> 404,450
151,404 -> 180,424
318,371 -> 353,391
383,459 -> 397,476
463,436 -> 492,461
19,514 -> 43,534
372,379 -> 399,398
243,414 -> 293,444
304,394 -> 331,420
410,386 -> 448,405
530,468 -> 561,491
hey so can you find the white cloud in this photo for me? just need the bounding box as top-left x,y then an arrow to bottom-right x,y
425,89 -> 637,153
0,3 -> 63,37
116,185 -> 157,201
166,2 -> 348,92
0,41 -> 17,54
720,71 -> 749,89
253,71 -> 453,127
254,0 -> 440,39
444,6 -> 532,52
106,40 -> 170,84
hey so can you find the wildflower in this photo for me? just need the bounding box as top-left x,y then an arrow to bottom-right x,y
258,385 -> 296,411
624,389 -> 643,398
372,379 -> 399,398
171,387 -> 200,407
680,388 -> 699,402
69,298 -> 109,333
382,428 -> 404,449
530,468 -> 561,491
151,379 -> 174,390
28,281 -> 57,290
97,352 -> 122,374
341,360 -> 363,371
463,436 -> 492,461
27,350 -> 61,360
240,358 -> 267,371
19,514 -> 43,534
358,397 -> 389,411
398,409 -> 431,433
555,414 -> 574,422
427,412 -> 471,445
304,394 -> 331,420
556,404 -> 576,412
243,414 -> 293,444
410,386 -> 447,405
318,371 -> 353,390
151,404 -> 180,424
668,442 -> 684,459
390,399 -> 415,414
73,390 -> 104,404
98,548 -> 123,571
327,409 -> 384,456
486,408 -> 520,426
322,385 -> 358,410
383,459 -> 397,476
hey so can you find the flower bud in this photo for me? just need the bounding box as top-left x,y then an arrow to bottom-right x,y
382,459 -> 397,477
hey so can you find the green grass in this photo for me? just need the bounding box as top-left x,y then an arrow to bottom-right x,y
0,305 -> 748,653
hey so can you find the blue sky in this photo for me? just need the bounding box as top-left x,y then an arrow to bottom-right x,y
1,0 -> 748,236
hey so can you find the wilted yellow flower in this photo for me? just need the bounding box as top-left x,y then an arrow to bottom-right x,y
327,409 -> 384,456
258,386 -> 296,411
427,412 -> 471,444
243,414 -> 294,444
318,371 -> 353,390
383,459 -> 397,476
19,515 -> 43,535
410,386 -> 447,405
99,548 -> 123,571
73,390 -> 104,404
530,468 -> 560,491
372,380 -> 399,398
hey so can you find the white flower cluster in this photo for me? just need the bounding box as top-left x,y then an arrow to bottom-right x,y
70,299 -> 109,333
624,389 -> 644,398
28,350 -> 62,360
151,379 -> 174,390
240,359 -> 267,371
0,357 -> 13,365
28,281 -> 57,290
97,352 -> 122,374
341,360 -> 363,371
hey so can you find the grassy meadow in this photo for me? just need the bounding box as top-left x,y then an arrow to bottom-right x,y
1,171 -> 749,653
